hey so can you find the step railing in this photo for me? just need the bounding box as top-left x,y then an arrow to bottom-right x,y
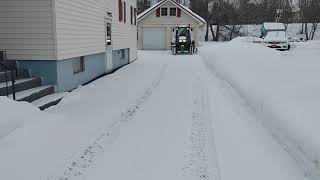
0,51 -> 16,100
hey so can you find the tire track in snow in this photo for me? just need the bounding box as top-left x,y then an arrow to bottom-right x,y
48,65 -> 167,180
182,76 -> 221,180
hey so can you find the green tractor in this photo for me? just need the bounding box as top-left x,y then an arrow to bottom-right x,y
171,26 -> 196,55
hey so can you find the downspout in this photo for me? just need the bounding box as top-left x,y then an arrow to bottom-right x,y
51,0 -> 58,60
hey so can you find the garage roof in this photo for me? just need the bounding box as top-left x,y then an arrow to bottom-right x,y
137,0 -> 206,25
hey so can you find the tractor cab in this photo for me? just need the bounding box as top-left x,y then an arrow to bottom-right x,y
171,26 -> 196,55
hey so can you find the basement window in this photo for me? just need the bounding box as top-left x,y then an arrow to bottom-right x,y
120,49 -> 125,59
73,56 -> 85,74
161,8 -> 168,16
170,8 -> 176,16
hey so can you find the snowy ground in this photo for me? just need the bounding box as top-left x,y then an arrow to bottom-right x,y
201,38 -> 320,179
0,40 -> 318,180
209,23 -> 320,40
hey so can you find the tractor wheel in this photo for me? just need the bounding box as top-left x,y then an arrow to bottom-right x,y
190,46 -> 194,55
172,46 -> 177,55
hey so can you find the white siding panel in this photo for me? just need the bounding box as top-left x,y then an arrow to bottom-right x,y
0,0 -> 56,60
54,0 -> 137,62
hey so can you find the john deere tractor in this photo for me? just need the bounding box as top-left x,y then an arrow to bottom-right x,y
171,26 -> 196,55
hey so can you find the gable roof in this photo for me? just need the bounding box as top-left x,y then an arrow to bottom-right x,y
137,0 -> 206,25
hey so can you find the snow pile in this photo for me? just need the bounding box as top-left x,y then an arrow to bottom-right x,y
0,51 -> 167,180
200,38 -> 320,179
0,97 -> 44,138
240,23 -> 320,40
210,23 -> 320,40
0,97 -> 72,180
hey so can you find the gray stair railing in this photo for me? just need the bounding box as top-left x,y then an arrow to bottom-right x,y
0,51 -> 16,100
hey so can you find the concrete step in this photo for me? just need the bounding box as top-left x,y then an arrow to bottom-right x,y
0,77 -> 42,96
9,85 -> 55,103
0,60 -> 17,71
32,92 -> 68,110
0,69 -> 29,83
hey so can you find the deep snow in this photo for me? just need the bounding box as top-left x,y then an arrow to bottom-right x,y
0,42 -> 316,180
211,23 -> 320,41
201,38 -> 320,179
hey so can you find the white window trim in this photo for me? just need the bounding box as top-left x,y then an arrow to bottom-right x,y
161,7 -> 168,16
169,7 -> 177,16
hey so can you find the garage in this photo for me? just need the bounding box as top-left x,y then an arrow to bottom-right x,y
142,27 -> 166,50
137,0 -> 206,50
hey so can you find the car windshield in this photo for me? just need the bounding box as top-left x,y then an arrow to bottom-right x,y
265,31 -> 287,39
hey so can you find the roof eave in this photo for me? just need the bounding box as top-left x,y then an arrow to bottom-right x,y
137,0 -> 206,25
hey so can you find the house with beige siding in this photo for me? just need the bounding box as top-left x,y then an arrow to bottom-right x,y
0,0 -> 137,92
137,0 -> 206,50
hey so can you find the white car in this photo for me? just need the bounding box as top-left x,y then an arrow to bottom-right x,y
263,31 -> 291,51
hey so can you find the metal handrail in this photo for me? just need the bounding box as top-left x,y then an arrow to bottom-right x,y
0,51 -> 16,100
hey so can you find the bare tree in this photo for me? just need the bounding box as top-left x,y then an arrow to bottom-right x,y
278,0 -> 294,23
175,0 -> 319,41
299,0 -> 320,40
190,0 -> 211,41
137,0 -> 151,14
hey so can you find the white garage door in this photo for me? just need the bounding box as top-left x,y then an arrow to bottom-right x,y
143,27 -> 165,50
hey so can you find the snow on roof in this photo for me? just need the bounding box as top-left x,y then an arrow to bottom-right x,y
263,22 -> 286,31
175,2 -> 206,25
137,0 -> 206,25
137,0 -> 164,20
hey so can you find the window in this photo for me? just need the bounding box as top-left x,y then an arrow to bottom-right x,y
73,56 -> 85,74
0,51 -> 6,63
119,0 -> 123,21
170,8 -> 176,16
161,8 -> 168,16
130,6 -> 133,25
120,49 -> 125,59
123,1 -> 126,23
156,8 -> 160,17
134,8 -> 137,25
106,23 -> 111,45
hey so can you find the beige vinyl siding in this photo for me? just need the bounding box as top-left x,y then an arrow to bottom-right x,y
0,0 -> 56,60
54,0 -> 137,62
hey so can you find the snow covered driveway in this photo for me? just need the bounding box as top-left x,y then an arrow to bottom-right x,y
0,49 -> 310,180
82,53 -> 218,180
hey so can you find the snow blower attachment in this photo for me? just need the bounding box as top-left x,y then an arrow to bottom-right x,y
171,26 -> 196,55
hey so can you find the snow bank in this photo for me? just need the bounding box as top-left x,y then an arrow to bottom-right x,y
211,23 -> 320,40
0,97 -> 43,138
200,38 -> 320,179
240,23 -> 320,40
206,68 -> 308,180
0,51 -> 168,180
